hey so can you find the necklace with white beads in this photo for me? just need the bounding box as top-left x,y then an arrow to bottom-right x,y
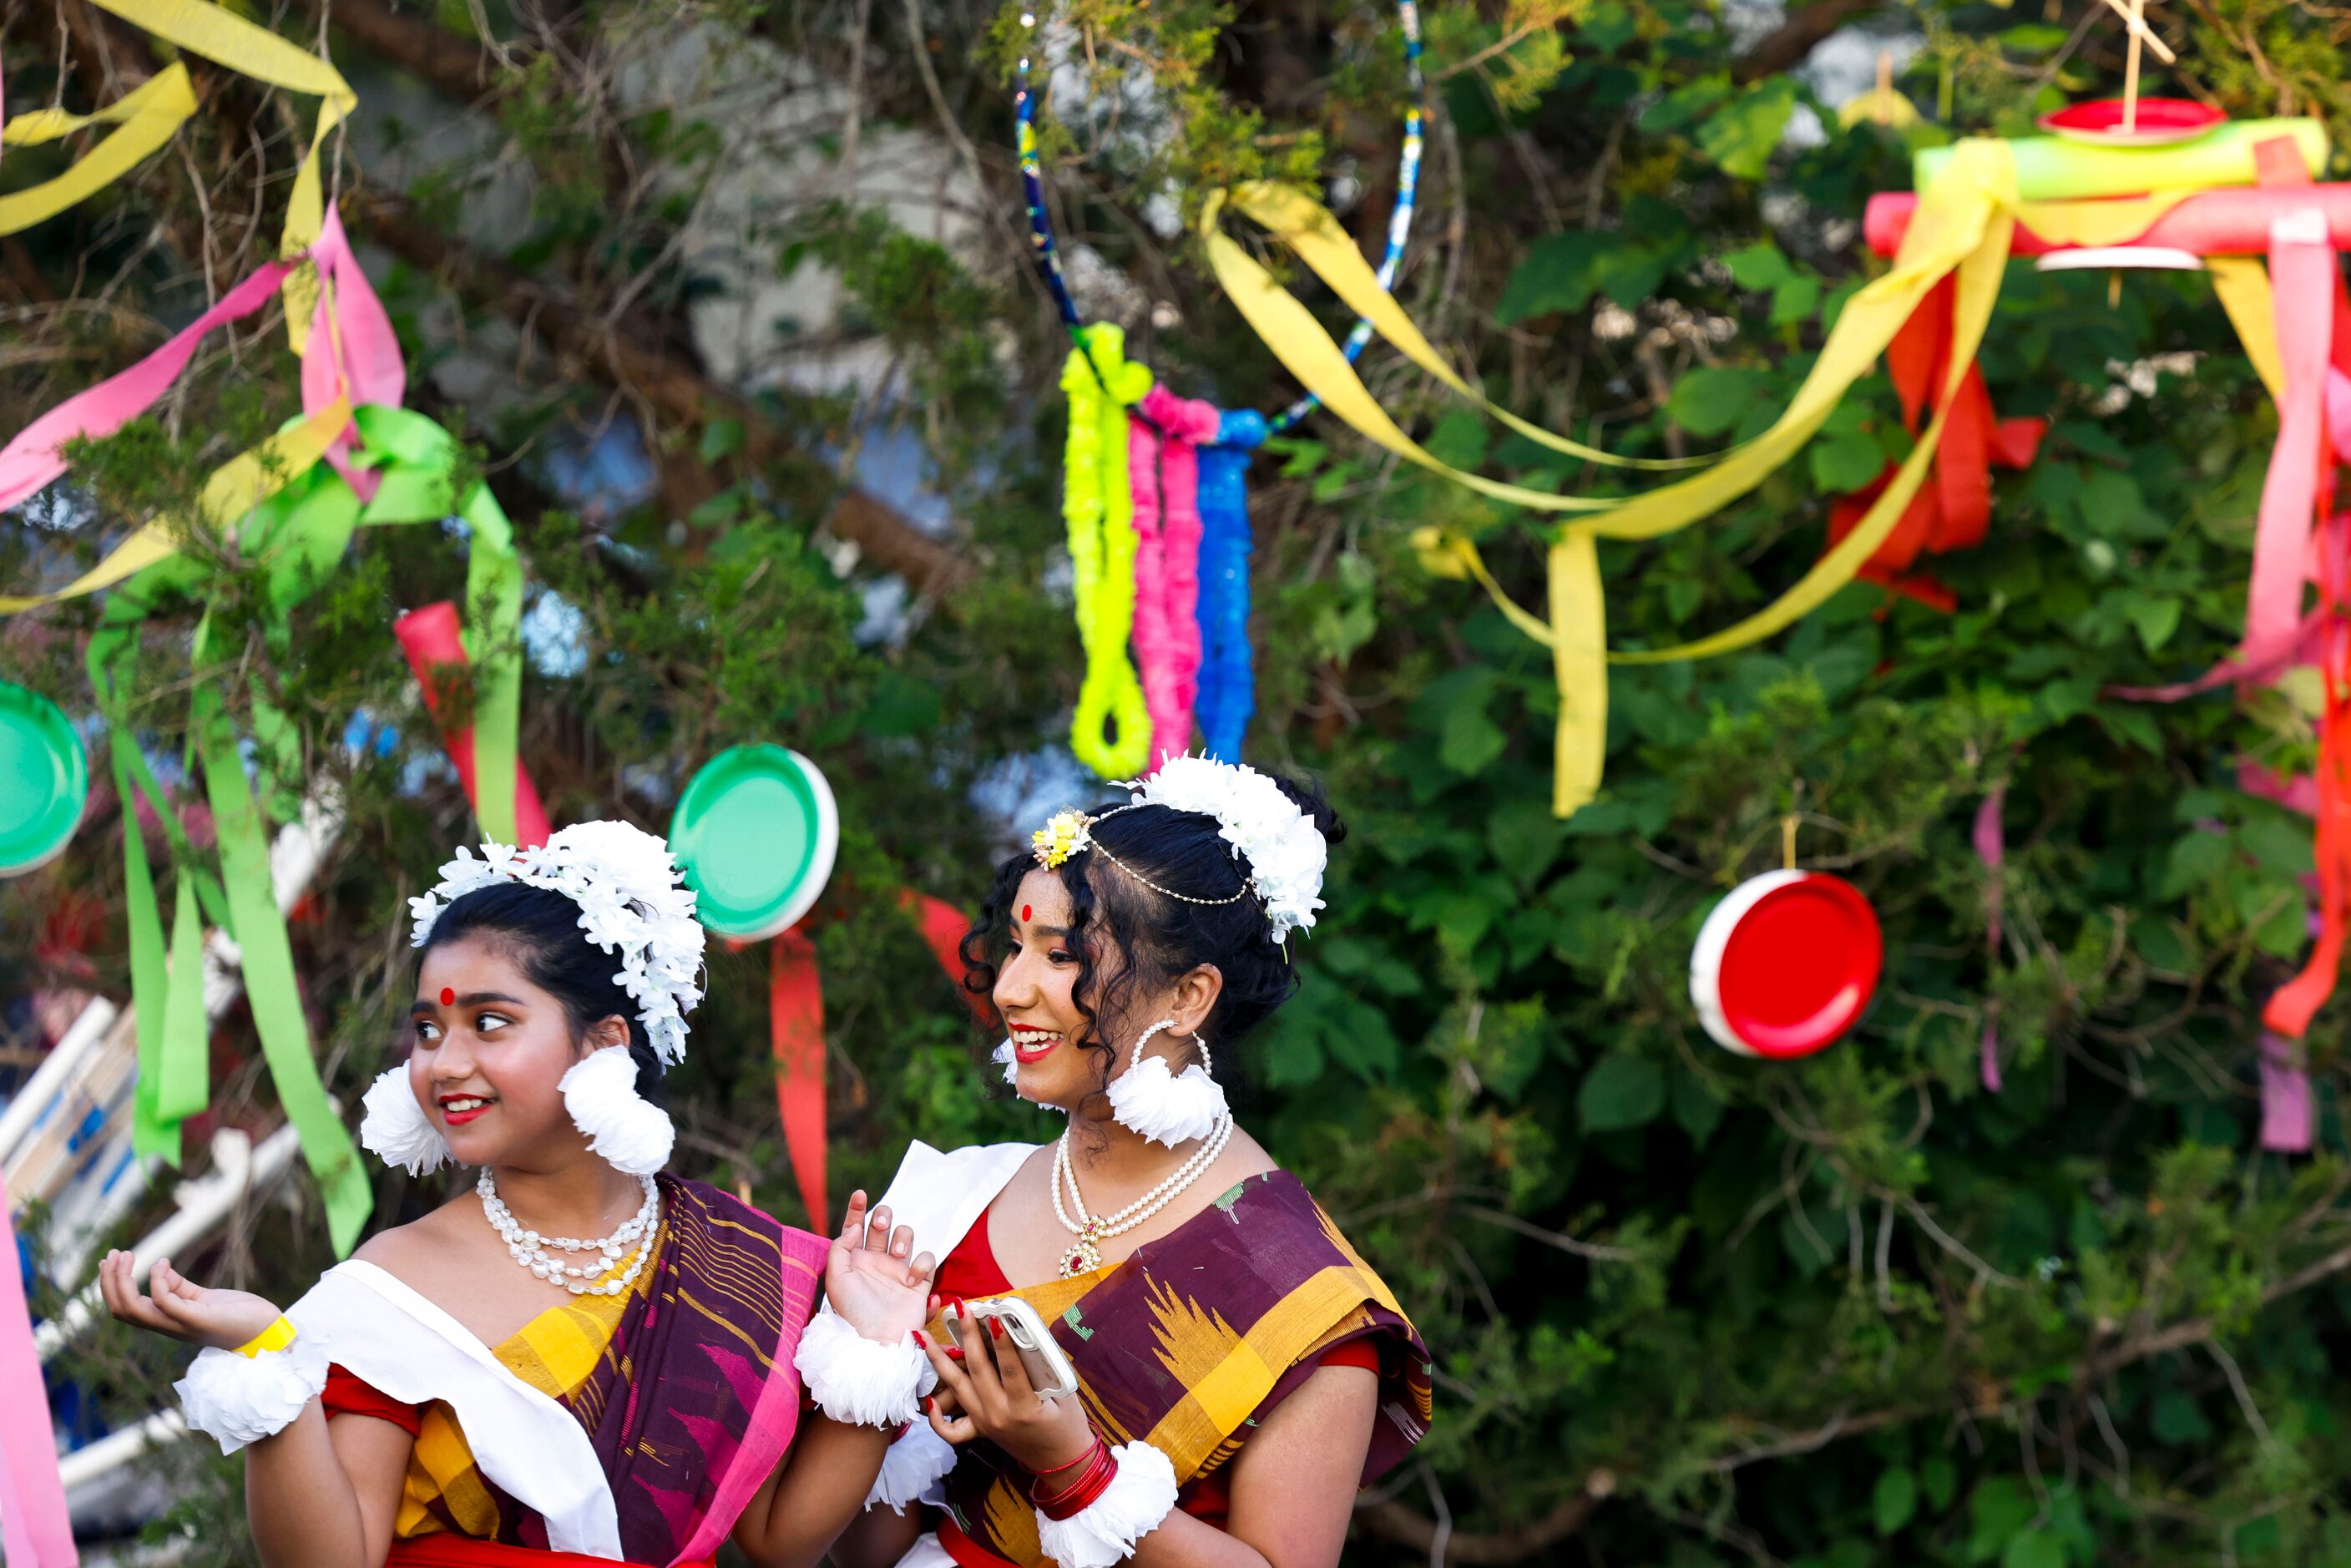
478,1168 -> 660,1297
1051,1115 -> 1233,1277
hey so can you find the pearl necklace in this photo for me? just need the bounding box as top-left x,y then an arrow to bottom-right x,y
1050,1115 -> 1234,1277
478,1168 -> 660,1297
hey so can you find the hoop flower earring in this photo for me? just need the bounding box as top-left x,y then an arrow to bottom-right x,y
359,1065 -> 449,1175
1106,1019 -> 1229,1147
559,1046 -> 675,1176
992,1039 -> 1071,1114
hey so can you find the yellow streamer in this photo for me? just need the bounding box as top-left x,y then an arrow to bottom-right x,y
0,65 -> 199,235
1260,141 -> 2020,813
86,0 -> 359,351
2209,257 -> 2287,405
0,398 -> 351,614
1221,183 -> 1714,471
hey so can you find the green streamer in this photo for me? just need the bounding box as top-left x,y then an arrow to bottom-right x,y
195,694 -> 370,1254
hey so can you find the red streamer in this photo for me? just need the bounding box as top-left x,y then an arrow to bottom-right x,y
769,928 -> 828,1230
394,602 -> 552,847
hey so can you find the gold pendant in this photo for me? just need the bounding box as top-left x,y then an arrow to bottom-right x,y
1059,1221 -> 1108,1277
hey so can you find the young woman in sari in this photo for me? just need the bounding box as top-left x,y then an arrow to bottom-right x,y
101,822 -> 943,1568
833,758 -> 1433,1568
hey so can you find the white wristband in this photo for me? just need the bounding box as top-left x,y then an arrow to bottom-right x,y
174,1335 -> 330,1455
793,1308 -> 937,1429
1033,1439 -> 1181,1568
866,1421 -> 958,1513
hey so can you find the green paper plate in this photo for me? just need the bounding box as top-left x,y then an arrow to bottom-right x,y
671,746 -> 839,940
0,681 -> 88,877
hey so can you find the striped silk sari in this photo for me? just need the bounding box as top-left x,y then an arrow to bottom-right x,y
931,1171 -> 1432,1565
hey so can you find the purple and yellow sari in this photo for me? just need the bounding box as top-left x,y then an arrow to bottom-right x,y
321,1177 -> 828,1567
929,1171 -> 1432,1566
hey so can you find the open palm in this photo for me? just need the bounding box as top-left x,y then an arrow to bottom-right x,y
823,1191 -> 938,1343
99,1250 -> 283,1353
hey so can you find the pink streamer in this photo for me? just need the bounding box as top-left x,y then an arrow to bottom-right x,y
668,1231 -> 829,1565
0,259 -> 295,513
0,218 -> 403,519
0,1170 -> 78,1568
2241,212 -> 2334,675
1974,788 -> 2005,1093
2259,1031 -> 2315,1152
2241,761 -> 2323,817
302,209 -> 407,501
1127,387 -> 1221,771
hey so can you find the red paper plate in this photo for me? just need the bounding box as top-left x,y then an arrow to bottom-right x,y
1691,871 -> 1883,1059
2037,99 -> 2225,147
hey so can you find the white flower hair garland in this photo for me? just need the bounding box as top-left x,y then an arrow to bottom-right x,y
1033,756 -> 1327,944
407,821 -> 706,1064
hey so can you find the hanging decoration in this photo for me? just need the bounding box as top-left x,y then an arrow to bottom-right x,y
1210,117 -> 2328,817
397,604 -> 555,849
0,682 -> 88,878
1690,827 -> 1884,1060
672,745 -> 842,1227
1016,1 -> 1423,773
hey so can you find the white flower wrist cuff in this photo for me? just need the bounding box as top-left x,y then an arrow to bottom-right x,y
175,1333 -> 330,1454
1033,1439 -> 1181,1568
866,1421 -> 958,1513
794,1308 -> 937,1429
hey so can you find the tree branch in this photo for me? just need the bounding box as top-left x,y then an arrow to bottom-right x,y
1356,1484 -> 1608,1565
279,0 -> 508,107
1731,0 -> 1880,83
349,190 -> 973,594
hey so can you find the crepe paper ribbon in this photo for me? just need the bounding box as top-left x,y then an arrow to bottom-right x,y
109,738 -> 214,1164
1829,276 -> 2048,609
892,888 -> 994,1029
1196,410 -> 1264,762
2240,212 -> 2334,680
1206,183 -> 1717,481
0,63 -> 198,235
2264,488 -> 2351,1043
1911,119 -> 2323,203
349,406 -> 527,844
1974,788 -> 2005,1094
0,257 -> 296,514
0,1169 -> 78,1568
192,695 -> 371,1255
395,604 -> 553,848
2243,761 -> 2323,817
85,0 -> 360,353
1,393 -> 352,615
2259,1032 -> 2315,1152
1063,326 -> 1154,779
303,208 -> 406,499
1129,387 -> 1220,770
770,928 -> 827,1229
1396,143 -> 2015,813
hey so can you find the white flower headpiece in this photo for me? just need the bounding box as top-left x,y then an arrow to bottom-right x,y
1029,756 -> 1328,943
407,820 -> 705,1065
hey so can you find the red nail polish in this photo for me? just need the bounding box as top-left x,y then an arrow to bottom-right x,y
913,1330 -> 928,1348
990,1318 -> 1004,1340
923,1396 -> 935,1414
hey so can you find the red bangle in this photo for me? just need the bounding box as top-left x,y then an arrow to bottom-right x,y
1036,1452 -> 1120,1520
1031,1441 -> 1112,1508
1027,1436 -> 1103,1479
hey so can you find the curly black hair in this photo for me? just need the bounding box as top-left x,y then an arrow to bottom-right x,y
958,771 -> 1343,1111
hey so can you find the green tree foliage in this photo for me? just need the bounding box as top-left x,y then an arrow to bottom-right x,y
10,0 -> 2351,1560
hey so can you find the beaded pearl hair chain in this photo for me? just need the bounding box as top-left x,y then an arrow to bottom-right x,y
1032,804 -> 1257,909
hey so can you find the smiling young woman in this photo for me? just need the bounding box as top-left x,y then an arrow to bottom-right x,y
830,758 -> 1433,1568
101,822 -> 943,1568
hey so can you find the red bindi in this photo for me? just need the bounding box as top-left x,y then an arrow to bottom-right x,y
439,988 -> 456,1006
1020,904 -> 1032,923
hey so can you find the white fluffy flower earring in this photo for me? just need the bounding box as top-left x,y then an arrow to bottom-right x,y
560,1045 -> 676,1176
359,1065 -> 450,1175
1106,1019 -> 1230,1146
